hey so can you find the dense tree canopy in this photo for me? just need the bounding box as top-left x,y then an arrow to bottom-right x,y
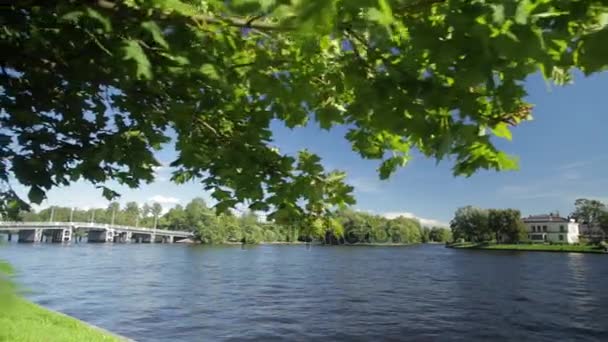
451,206 -> 527,243
450,206 -> 492,242
572,198 -> 608,237
2,0 -> 608,220
571,198 -> 607,225
488,208 -> 527,243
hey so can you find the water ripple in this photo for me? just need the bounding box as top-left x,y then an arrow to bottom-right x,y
1,244 -> 607,341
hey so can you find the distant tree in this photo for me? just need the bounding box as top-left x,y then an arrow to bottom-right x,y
123,202 -> 140,226
106,202 -> 121,224
151,202 -> 163,228
489,209 -> 526,243
571,199 -> 607,225
451,206 -> 491,242
162,205 -> 186,231
599,211 -> 608,241
429,227 -> 452,243
420,227 -> 431,243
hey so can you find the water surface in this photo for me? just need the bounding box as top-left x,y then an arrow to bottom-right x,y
1,243 -> 607,341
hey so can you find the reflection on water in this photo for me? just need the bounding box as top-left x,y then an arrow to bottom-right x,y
565,253 -> 596,321
1,244 -> 607,341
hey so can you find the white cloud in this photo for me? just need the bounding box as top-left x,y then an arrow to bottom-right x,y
349,177 -> 382,194
381,211 -> 449,227
152,165 -> 170,182
147,195 -> 180,205
558,155 -> 608,171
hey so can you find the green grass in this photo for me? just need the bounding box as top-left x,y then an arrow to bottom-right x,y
447,242 -> 607,254
0,297 -> 124,342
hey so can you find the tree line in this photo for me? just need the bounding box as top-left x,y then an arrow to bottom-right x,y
15,199 -> 451,245
450,206 -> 527,243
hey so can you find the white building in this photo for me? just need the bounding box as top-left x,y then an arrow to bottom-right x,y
523,214 -> 579,244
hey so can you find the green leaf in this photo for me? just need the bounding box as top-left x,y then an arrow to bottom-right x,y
378,155 -> 408,180
491,4 -> 505,24
249,201 -> 270,211
319,35 -> 332,51
122,39 -> 152,80
60,11 -> 84,23
577,28 -> 608,74
85,8 -> 112,32
366,0 -> 394,29
200,64 -> 220,80
141,21 -> 169,49
492,123 -> 512,140
28,186 -> 45,204
215,199 -> 238,214
515,0 -> 534,25
496,152 -> 519,170
99,186 -> 120,200
231,0 -> 275,12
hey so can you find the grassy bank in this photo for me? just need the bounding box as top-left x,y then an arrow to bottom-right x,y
0,298 -> 125,342
447,242 -> 607,254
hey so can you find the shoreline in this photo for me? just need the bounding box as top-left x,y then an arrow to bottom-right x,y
446,242 -> 607,254
185,241 -> 424,246
1,297 -> 132,341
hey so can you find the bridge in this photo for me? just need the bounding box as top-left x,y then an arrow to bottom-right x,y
0,222 -> 194,244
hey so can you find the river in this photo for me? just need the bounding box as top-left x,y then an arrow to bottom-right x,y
1,243 -> 607,341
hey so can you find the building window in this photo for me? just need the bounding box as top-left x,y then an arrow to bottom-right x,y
531,235 -> 544,241
560,225 -> 565,232
559,235 -> 564,241
543,225 -> 547,232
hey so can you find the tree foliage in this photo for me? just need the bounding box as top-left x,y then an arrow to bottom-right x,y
450,206 -> 491,242
488,208 -> 527,243
571,198 -> 607,225
451,206 -> 527,243
3,0 -> 608,220
572,198 -> 608,238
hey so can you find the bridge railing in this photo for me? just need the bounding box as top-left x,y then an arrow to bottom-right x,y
0,221 -> 193,236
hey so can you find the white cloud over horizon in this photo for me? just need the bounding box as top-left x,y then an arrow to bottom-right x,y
381,211 -> 449,227
356,209 -> 448,227
147,195 -> 180,205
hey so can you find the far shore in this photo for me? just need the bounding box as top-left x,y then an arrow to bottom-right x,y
447,242 -> 607,254
186,241 -> 426,247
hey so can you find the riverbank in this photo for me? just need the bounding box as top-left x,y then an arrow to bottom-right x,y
447,242 -> 607,254
0,297 -> 127,341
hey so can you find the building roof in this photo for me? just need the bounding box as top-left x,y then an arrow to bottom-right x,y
523,214 -> 569,223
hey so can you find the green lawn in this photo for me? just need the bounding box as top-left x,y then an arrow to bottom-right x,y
447,242 -> 607,254
0,297 -> 125,342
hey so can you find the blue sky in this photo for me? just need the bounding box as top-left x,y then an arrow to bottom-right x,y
21,71 -> 608,226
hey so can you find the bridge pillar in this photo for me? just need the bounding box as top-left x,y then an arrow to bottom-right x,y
18,229 -> 43,243
51,228 -> 72,243
167,236 -> 174,243
87,229 -> 114,243
62,228 -> 72,243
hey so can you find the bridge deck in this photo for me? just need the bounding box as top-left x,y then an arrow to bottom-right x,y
0,222 -> 193,237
